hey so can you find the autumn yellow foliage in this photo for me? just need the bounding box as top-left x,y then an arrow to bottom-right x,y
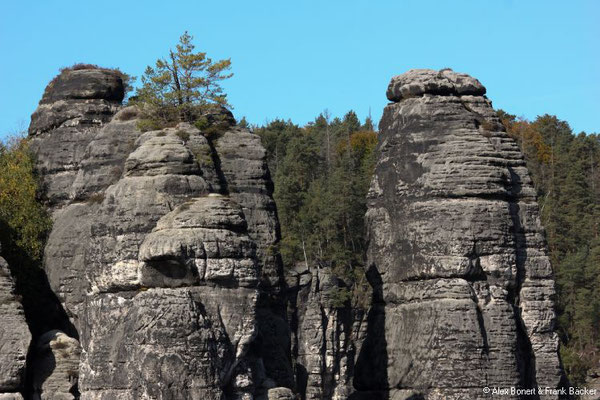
0,136 -> 51,263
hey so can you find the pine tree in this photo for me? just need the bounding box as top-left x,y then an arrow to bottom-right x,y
134,31 -> 233,128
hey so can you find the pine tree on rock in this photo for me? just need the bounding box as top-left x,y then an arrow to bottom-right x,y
134,31 -> 233,130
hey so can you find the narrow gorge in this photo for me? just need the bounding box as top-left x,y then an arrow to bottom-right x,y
0,67 -> 566,399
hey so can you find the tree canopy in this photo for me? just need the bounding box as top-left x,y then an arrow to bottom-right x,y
256,111 -> 377,307
0,136 -> 51,264
133,32 -> 233,129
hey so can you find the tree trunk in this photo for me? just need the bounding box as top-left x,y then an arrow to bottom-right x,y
170,50 -> 188,121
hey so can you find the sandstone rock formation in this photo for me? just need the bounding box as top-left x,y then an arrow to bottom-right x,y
28,68 -> 125,209
6,65 -> 567,400
80,195 -> 263,399
0,245 -> 30,399
215,128 -> 295,390
267,387 -> 295,400
357,68 -> 564,399
26,68 -> 293,399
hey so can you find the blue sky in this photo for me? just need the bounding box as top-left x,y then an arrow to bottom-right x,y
1,0 -> 598,139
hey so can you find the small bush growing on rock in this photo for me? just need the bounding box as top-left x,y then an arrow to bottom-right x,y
329,286 -> 352,308
60,63 -> 103,71
480,119 -> 495,132
137,118 -> 166,133
86,193 -> 105,204
194,115 -> 228,140
114,106 -> 140,121
175,130 -> 190,142
190,147 -> 214,169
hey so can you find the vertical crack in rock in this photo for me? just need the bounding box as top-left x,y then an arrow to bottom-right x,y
356,69 -> 566,400
288,261 -> 364,400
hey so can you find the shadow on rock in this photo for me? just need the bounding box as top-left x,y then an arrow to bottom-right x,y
352,265 -> 389,399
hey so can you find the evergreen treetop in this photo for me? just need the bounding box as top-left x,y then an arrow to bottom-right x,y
133,32 -> 233,128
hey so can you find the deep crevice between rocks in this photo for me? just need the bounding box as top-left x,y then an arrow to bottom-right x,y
13,264 -> 79,399
205,137 -> 230,196
507,166 -> 540,396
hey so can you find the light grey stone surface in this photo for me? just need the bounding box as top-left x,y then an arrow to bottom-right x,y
267,387 -> 296,400
0,248 -> 31,396
386,68 -> 486,102
214,128 -> 282,288
215,128 -> 294,390
29,69 -> 293,398
287,263 -> 363,400
31,330 -> 80,400
0,393 -> 24,400
28,69 -> 124,208
356,68 -> 564,399
26,65 -> 566,400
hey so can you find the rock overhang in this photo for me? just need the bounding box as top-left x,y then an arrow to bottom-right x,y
41,68 -> 125,104
386,68 -> 486,102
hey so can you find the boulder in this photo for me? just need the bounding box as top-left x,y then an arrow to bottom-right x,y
268,387 -> 296,400
386,68 -> 486,101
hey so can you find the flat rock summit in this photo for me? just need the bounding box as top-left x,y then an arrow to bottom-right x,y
0,67 -> 566,399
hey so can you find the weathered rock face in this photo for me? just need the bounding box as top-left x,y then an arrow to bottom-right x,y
28,68 -> 124,208
357,69 -> 564,399
31,330 -> 81,400
267,387 -> 295,400
0,246 -> 30,399
286,263 -> 363,400
79,195 -> 263,399
215,128 -> 281,289
28,68 -> 293,399
24,66 -> 567,400
214,129 -> 295,390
